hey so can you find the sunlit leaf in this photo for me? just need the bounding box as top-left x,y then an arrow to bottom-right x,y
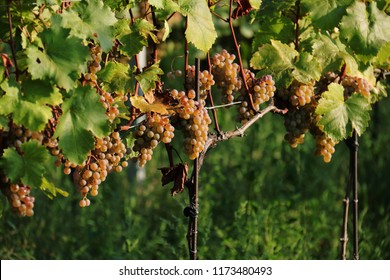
98,61 -> 134,94
26,14 -> 90,91
130,96 -> 168,115
39,177 -> 69,199
340,1 -> 390,60
135,63 -> 164,94
181,0 -> 217,52
54,85 -> 110,164
316,83 -> 371,140
61,0 -> 117,52
302,0 -> 354,30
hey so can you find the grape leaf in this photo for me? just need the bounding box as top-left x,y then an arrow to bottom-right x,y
292,52 -> 322,83
312,33 -> 344,74
316,83 -> 371,140
340,1 -> 390,60
0,115 -> 7,129
251,40 -> 298,87
54,85 -> 110,164
250,0 -> 262,9
149,0 -> 180,14
130,96 -> 169,115
162,20 -> 171,42
180,0 -> 217,53
0,140 -> 50,187
125,133 -> 137,159
302,0 -> 353,30
135,63 -> 164,94
118,19 -> 156,57
252,15 -> 295,47
0,78 -> 52,131
251,40 -> 298,73
97,62 -> 134,94
376,42 -> 390,67
60,0 -> 117,52
118,32 -> 147,58
159,163 -> 188,196
22,79 -> 63,106
39,177 -> 69,200
26,14 -> 90,91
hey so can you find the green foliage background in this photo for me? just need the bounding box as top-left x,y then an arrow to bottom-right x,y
1,94 -> 389,259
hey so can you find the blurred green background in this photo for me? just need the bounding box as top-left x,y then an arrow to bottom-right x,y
1,7 -> 390,260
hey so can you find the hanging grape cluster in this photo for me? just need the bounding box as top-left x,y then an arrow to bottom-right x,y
6,183 -> 35,217
132,114 -> 175,167
70,132 -> 127,207
310,117 -> 338,163
84,45 -> 102,83
211,49 -> 242,104
237,72 -> 276,123
284,106 -> 313,148
170,89 -> 211,160
185,65 -> 215,102
341,75 -> 372,98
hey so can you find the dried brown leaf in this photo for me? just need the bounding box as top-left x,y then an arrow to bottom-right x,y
232,0 -> 254,19
159,163 -> 188,196
144,90 -> 156,104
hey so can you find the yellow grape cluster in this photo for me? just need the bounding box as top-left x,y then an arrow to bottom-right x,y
132,114 -> 175,167
237,73 -> 276,123
211,49 -> 242,104
185,65 -> 215,102
309,116 -> 338,163
170,89 -> 211,160
182,107 -> 211,160
60,132 -> 127,207
289,81 -> 315,107
314,134 -> 337,163
84,45 -> 102,83
341,75 -> 371,98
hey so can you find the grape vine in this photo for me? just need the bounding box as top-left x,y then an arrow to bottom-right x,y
0,0 -> 389,260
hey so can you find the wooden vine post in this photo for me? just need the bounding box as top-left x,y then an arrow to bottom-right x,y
185,58 -> 201,260
340,130 -> 359,260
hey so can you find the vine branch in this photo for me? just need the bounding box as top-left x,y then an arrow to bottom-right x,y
294,0 -> 301,51
7,0 -> 19,79
206,52 -> 222,135
197,103 -> 287,171
228,0 -> 255,112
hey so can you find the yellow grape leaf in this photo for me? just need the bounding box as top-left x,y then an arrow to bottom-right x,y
144,90 -> 156,104
130,96 -> 168,115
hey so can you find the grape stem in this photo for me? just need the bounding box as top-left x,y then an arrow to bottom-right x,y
184,17 -> 189,90
7,0 -> 19,80
228,0 -> 256,112
206,52 -> 222,135
151,7 -> 159,63
129,7 -> 141,97
294,0 -> 301,51
204,101 -> 243,110
197,103 -> 287,171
